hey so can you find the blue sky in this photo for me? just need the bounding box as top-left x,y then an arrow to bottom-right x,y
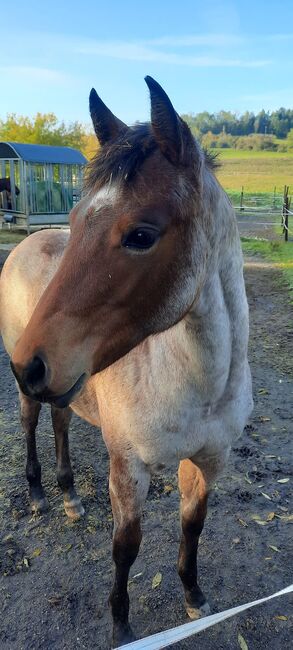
2,0 -> 293,126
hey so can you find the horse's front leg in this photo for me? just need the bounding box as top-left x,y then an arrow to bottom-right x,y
178,451 -> 229,620
108,451 -> 150,648
19,390 -> 48,514
177,458 -> 211,620
51,405 -> 84,519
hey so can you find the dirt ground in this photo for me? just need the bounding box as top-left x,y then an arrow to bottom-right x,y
0,255 -> 292,650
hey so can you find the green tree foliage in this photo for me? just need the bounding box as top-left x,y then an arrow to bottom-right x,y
0,113 -> 99,159
183,108 -> 293,140
0,112 -> 86,149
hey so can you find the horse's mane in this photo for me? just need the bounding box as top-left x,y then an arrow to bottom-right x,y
84,123 -> 219,191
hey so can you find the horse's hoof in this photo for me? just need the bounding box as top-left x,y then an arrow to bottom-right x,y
112,623 -> 136,648
64,496 -> 85,520
31,497 -> 49,515
186,600 -> 211,620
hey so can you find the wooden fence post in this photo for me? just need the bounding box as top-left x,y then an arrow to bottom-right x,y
282,185 -> 289,242
240,186 -> 244,211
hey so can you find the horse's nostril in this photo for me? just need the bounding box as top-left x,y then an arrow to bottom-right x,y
23,355 -> 48,392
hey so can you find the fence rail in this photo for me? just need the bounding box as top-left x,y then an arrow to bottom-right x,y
228,185 -> 292,241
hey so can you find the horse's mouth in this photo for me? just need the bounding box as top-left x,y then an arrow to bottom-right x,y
16,372 -> 87,408
47,373 -> 87,408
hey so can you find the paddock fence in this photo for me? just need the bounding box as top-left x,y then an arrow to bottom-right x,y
228,185 -> 292,241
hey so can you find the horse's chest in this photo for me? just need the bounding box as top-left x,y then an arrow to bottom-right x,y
98,332 -> 231,467
126,377 -> 217,467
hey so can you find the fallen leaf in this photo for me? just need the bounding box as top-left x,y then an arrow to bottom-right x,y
23,557 -> 29,568
264,557 -> 272,560
48,595 -> 62,606
164,485 -> 173,494
251,514 -> 262,520
275,615 -> 288,621
152,572 -> 162,589
238,632 -> 249,650
275,514 -> 293,523
31,548 -> 42,558
267,512 -> 275,521
64,543 -> 72,552
277,478 -> 289,484
261,492 -> 272,500
268,545 -> 281,553
255,520 -> 268,526
259,416 -> 270,422
258,388 -> 269,395
238,518 -> 248,527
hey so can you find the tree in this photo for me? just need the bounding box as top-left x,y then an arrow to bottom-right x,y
254,110 -> 270,135
0,113 -> 87,151
270,108 -> 293,138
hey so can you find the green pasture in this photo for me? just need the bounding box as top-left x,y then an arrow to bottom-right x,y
0,230 -> 26,245
214,149 -> 293,194
241,238 -> 293,293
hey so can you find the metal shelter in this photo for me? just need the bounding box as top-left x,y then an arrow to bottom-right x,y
0,142 -> 87,232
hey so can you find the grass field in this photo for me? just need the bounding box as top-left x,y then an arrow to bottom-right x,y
214,149 -> 293,194
241,238 -> 293,293
0,230 -> 26,245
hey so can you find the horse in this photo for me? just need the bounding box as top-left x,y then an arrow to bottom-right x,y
0,177 -> 20,210
0,76 -> 253,647
0,177 -> 20,195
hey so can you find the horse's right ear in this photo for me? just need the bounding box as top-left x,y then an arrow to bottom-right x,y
89,88 -> 128,145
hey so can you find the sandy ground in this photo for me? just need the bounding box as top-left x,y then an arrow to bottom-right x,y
0,255 -> 292,649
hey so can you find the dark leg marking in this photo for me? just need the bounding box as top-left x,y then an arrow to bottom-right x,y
20,391 -> 48,514
51,405 -> 84,519
177,459 -> 210,619
110,518 -> 141,647
108,453 -> 150,647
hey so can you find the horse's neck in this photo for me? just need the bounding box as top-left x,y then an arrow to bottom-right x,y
183,195 -> 249,396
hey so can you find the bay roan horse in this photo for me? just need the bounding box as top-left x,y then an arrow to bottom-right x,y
0,77 -> 253,647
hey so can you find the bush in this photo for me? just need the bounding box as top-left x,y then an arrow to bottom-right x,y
235,134 -> 278,151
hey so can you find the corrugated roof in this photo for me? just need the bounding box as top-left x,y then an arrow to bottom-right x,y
0,142 -> 87,164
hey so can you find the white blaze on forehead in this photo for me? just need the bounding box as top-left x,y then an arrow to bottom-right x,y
90,182 -> 119,211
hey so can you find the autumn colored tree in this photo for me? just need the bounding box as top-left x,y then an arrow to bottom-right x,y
0,113 -> 98,159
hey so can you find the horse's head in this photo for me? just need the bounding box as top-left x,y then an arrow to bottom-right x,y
11,77 -> 213,407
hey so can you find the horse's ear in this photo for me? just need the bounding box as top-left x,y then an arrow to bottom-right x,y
89,88 -> 128,145
145,76 -> 191,166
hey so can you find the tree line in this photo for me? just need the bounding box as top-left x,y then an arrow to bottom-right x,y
182,108 -> 293,139
183,108 -> 293,150
1,109 -> 293,155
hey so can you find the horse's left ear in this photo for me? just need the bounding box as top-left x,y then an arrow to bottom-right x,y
145,76 -> 194,166
89,88 -> 128,145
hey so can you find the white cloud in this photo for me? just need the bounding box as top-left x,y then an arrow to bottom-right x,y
147,34 -> 245,47
0,66 -> 70,83
76,39 -> 270,68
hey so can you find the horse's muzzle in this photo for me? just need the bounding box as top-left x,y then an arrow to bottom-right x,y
10,356 -> 86,408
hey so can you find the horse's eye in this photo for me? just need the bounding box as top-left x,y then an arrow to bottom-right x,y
121,227 -> 160,251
